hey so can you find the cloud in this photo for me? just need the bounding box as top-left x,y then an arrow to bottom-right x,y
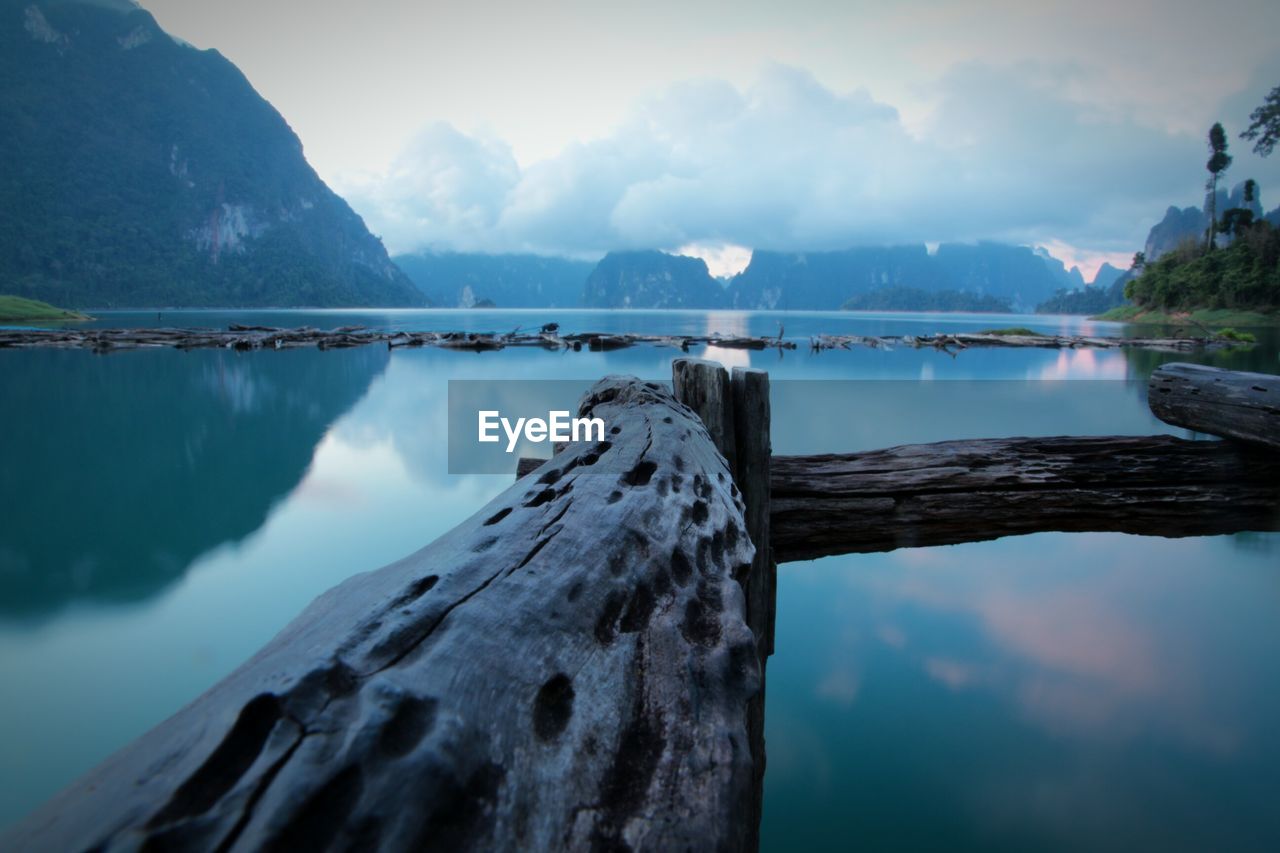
343,63 -> 1280,259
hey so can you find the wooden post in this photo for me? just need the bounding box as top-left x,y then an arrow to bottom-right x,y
1149,363 -> 1280,452
672,358 -> 775,850
6,378 -> 763,853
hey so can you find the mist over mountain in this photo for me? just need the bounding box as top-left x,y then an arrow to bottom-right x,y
0,0 -> 423,308
393,252 -> 593,308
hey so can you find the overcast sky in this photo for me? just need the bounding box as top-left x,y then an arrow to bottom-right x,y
142,0 -> 1280,276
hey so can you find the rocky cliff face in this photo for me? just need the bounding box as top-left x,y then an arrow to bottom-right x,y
1091,262 -> 1124,289
1143,182 -> 1270,262
0,0 -> 424,307
583,250 -> 725,308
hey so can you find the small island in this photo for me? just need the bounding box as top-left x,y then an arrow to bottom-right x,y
0,296 -> 91,323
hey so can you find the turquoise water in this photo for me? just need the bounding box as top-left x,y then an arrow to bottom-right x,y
1,309 -> 1278,848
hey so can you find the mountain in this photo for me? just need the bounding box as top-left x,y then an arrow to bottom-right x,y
841,287 -> 1012,313
1034,247 -> 1086,292
1035,274 -> 1130,315
728,243 -> 1070,311
727,245 -> 937,310
0,0 -> 423,307
393,252 -> 593,307
931,243 -> 1076,310
1143,182 -> 1269,262
583,250 -> 725,308
1091,262 -> 1124,289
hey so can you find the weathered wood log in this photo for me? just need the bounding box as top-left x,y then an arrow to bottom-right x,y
5,378 -> 762,852
0,326 -> 1249,355
770,434 -> 1280,562
670,358 -> 775,852
1149,363 -> 1280,452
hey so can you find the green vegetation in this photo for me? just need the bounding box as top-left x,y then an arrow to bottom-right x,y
976,327 -> 1038,336
1036,276 -> 1128,315
0,295 -> 90,322
840,286 -> 1013,313
1216,327 -> 1257,342
1118,107 -> 1278,323
1,2 -> 421,308
1241,84 -> 1280,157
1096,304 -> 1279,327
1122,225 -> 1279,318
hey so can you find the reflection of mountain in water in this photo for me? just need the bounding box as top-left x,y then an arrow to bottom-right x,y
0,347 -> 388,620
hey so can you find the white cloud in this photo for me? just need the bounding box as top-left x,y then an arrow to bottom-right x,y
342,63 -> 1280,261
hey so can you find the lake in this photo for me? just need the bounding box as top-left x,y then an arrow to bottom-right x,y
2,309 -> 1278,850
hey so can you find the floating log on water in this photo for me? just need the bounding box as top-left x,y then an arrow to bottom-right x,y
812,331 -> 1248,353
770,435 -> 1280,561
1149,362 -> 1280,452
5,377 -> 767,852
0,325 -> 1246,355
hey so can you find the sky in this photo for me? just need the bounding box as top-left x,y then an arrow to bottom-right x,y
141,0 -> 1280,278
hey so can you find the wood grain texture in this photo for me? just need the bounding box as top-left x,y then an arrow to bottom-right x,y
670,359 -> 777,851
1149,362 -> 1280,451
6,378 -> 762,853
771,435 -> 1280,562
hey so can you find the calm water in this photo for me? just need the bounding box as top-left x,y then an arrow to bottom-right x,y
1,309 -> 1278,849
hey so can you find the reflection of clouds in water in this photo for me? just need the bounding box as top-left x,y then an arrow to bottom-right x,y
1032,347 -> 1129,380
201,358 -> 273,413
702,345 -> 751,370
704,310 -> 751,339
924,657 -> 980,690
872,535 -> 1263,755
815,668 -> 861,707
876,623 -> 906,649
704,310 -> 754,370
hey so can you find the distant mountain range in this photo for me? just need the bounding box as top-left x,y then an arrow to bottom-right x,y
394,251 -> 593,308
581,243 -> 1089,312
1,0 -> 422,308
396,244 -> 1100,312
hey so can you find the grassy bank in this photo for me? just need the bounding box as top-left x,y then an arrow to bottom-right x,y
1093,305 -> 1279,327
0,295 -> 91,323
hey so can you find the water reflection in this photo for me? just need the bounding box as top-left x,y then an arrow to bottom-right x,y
1,310 -> 1276,841
764,533 -> 1280,852
0,347 -> 388,621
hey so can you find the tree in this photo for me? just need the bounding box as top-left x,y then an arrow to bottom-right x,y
1204,122 -> 1233,250
1220,178 -> 1257,239
1221,208 -> 1255,238
1241,85 -> 1280,157
1131,251 -> 1146,270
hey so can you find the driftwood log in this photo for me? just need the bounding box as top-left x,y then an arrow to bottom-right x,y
770,435 -> 1280,561
5,378 -> 765,852
0,325 -> 1249,355
1148,362 -> 1280,452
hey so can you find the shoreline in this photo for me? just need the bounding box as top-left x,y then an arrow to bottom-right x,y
1093,306 -> 1280,327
